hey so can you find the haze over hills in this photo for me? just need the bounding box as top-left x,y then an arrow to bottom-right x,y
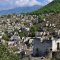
32,0 -> 60,14
0,5 -> 42,15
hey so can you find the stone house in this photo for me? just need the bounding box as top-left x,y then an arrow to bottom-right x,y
52,37 -> 60,52
8,32 -> 20,48
32,38 -> 52,57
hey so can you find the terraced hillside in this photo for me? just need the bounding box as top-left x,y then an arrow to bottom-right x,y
45,13 -> 60,29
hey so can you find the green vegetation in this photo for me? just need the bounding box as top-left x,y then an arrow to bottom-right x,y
38,15 -> 45,23
7,14 -> 11,18
2,34 -> 9,41
30,25 -> 39,37
38,15 -> 45,20
32,0 -> 60,14
0,44 -> 20,60
19,31 -> 28,38
30,25 -> 39,32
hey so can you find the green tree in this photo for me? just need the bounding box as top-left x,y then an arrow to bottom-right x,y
30,25 -> 39,37
2,34 -> 9,41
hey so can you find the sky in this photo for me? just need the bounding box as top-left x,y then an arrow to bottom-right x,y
0,0 -> 53,10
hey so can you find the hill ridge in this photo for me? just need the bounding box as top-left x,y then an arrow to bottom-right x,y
32,0 -> 60,14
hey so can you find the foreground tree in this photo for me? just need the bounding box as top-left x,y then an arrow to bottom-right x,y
0,44 -> 20,60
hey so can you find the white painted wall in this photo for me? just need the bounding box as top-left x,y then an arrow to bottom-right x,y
52,39 -> 60,52
52,40 -> 57,51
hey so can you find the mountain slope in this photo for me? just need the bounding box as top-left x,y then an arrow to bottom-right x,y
32,0 -> 60,14
0,5 -> 42,15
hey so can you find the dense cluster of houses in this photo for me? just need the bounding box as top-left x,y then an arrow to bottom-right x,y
0,14 -> 60,59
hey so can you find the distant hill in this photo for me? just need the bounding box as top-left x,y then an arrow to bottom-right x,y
32,0 -> 60,14
0,5 -> 42,15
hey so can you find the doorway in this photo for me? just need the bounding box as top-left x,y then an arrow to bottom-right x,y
57,43 -> 60,50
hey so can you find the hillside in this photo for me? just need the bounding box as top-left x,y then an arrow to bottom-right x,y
32,0 -> 60,14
